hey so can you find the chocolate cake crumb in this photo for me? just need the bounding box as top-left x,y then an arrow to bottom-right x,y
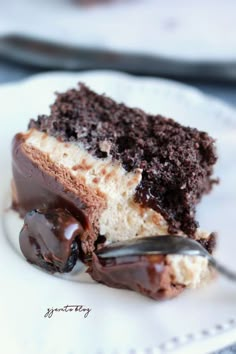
29,83 -> 217,237
199,233 -> 217,254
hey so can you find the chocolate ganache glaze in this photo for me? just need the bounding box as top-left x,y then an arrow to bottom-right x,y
20,209 -> 84,273
87,253 -> 184,299
12,133 -> 97,254
19,207 -> 185,298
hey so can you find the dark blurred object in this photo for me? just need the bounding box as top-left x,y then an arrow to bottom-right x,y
1,34 -> 236,82
75,0 -> 112,5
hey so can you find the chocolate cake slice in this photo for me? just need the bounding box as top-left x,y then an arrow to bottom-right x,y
12,83 -> 218,299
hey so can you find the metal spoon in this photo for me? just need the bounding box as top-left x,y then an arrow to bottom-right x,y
96,235 -> 236,281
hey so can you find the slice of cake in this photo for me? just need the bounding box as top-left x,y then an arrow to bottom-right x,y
12,83 -> 217,299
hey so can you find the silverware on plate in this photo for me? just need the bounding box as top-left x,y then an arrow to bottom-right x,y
96,235 -> 236,281
1,34 -> 236,80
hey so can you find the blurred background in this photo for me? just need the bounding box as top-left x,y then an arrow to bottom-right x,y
0,1 -> 235,352
0,0 -> 236,106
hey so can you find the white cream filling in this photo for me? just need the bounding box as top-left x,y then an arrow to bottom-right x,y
26,130 -> 171,241
167,255 -> 211,288
24,129 -> 213,288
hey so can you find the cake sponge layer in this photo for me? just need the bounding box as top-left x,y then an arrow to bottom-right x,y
29,84 -> 218,237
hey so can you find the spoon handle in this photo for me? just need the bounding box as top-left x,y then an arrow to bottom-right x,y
209,257 -> 236,281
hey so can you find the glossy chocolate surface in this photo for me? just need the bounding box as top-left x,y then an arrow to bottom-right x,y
12,134 -> 88,227
11,133 -> 98,254
88,253 -> 183,300
20,209 -> 84,273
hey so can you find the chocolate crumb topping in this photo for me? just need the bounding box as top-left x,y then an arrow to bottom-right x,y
29,83 -> 218,236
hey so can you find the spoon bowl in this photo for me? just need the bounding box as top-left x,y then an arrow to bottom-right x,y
96,235 -> 236,282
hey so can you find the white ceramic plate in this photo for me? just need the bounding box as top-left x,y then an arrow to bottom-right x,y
1,71 -> 236,354
1,0 -> 236,62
